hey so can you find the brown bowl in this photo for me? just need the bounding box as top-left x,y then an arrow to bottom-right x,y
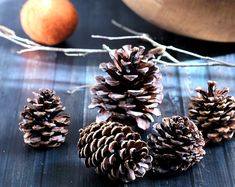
122,0 -> 235,42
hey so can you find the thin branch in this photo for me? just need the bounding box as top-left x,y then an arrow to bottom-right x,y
0,25 -> 107,56
92,34 -> 179,63
66,45 -> 111,94
109,20 -> 235,66
154,59 -> 224,67
111,20 -> 179,63
102,44 -> 112,52
67,84 -> 95,95
0,25 -> 16,36
66,43 -> 233,95
92,34 -> 234,66
92,35 -> 143,41
17,46 -> 107,55
1,23 -> 234,67
165,46 -> 232,66
64,52 -> 89,57
0,30 -> 34,49
111,19 -> 147,37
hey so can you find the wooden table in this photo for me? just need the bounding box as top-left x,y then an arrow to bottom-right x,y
0,1 -> 235,187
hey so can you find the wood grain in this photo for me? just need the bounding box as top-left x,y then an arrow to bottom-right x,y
123,0 -> 235,42
0,0 -> 235,187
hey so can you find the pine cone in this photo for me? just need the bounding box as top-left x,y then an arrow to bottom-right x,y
19,89 -> 71,148
189,81 -> 235,143
148,116 -> 205,174
78,121 -> 152,183
89,45 -> 163,130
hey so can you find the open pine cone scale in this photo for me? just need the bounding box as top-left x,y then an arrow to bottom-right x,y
78,121 -> 152,182
89,45 -> 163,130
19,89 -> 70,147
189,81 -> 235,143
148,116 -> 205,174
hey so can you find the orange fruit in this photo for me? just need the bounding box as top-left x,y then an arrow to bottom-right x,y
20,0 -> 78,45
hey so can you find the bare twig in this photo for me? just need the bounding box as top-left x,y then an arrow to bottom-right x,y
107,20 -> 235,66
102,44 -> 112,52
0,22 -> 234,67
0,25 -> 107,56
155,60 -> 223,67
67,84 -> 95,95
111,20 -> 179,63
67,43 -> 231,95
92,34 -> 179,63
92,34 -> 234,66
2,22 -> 235,96
165,46 -> 233,66
17,46 -> 107,55
111,19 -> 147,37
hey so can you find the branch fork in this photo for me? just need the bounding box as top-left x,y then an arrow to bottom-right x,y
1,20 -> 235,95
0,21 -> 234,66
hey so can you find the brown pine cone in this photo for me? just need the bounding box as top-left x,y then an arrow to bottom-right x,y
19,89 -> 71,148
78,121 -> 152,183
148,116 -> 205,174
89,45 -> 163,130
189,81 -> 235,143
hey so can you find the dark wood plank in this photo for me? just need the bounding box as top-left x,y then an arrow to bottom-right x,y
0,0 -> 235,187
0,54 -> 27,186
156,66 -> 194,187
178,58 -> 234,187
40,55 -> 87,187
208,54 -> 235,186
0,52 -> 57,186
178,64 -> 212,187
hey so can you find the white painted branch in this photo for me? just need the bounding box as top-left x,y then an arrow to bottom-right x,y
0,25 -> 107,56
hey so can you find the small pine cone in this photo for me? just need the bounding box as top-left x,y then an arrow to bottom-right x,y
19,89 -> 71,148
78,121 -> 152,183
189,81 -> 235,143
148,116 -> 205,174
89,45 -> 163,130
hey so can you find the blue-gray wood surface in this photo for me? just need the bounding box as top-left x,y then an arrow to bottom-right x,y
0,1 -> 235,187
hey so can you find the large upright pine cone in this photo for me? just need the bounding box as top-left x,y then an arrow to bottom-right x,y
19,89 -> 71,148
78,121 -> 152,183
148,116 -> 205,174
89,45 -> 163,130
189,81 -> 235,143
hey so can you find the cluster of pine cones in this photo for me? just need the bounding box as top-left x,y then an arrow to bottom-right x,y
78,116 -> 205,182
78,45 -> 207,182
18,45 -> 235,183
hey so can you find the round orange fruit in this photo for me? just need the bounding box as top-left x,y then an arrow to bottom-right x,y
20,0 -> 79,45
